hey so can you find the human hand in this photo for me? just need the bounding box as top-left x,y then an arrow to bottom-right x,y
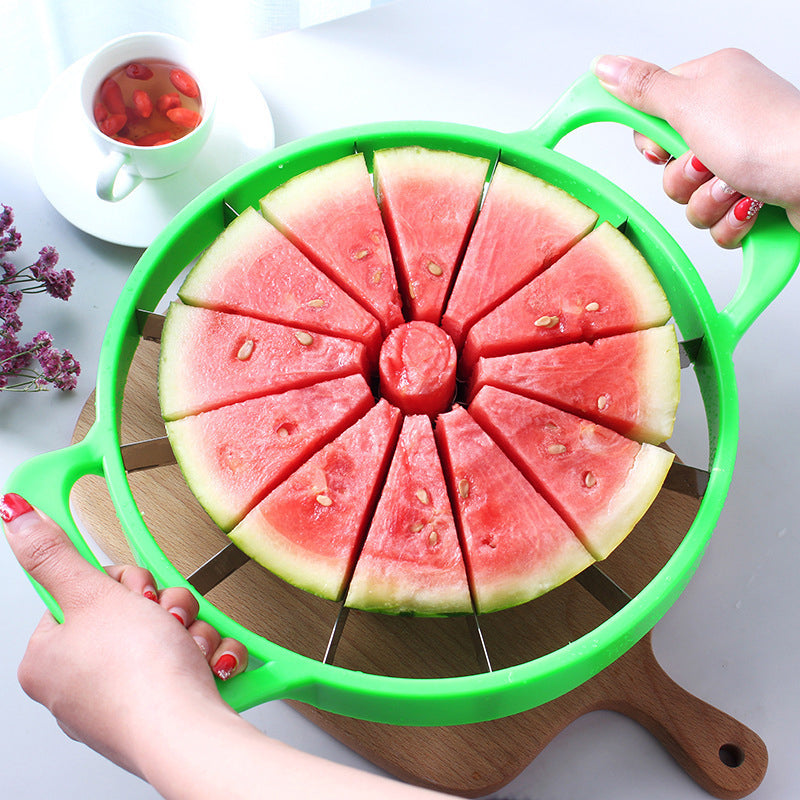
591,48 -> 800,247
1,493 -> 247,779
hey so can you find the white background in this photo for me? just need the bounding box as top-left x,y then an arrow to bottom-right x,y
2,1 -> 799,798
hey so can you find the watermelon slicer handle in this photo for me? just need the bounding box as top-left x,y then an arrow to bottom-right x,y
529,72 -> 800,350
3,427 -> 106,624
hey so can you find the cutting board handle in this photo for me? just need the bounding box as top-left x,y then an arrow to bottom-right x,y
528,72 -> 800,352
591,634 -> 768,799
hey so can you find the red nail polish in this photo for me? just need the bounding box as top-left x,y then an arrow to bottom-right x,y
643,149 -> 668,165
213,653 -> 237,680
1,493 -> 34,524
143,589 -> 158,602
690,155 -> 709,173
733,197 -> 763,222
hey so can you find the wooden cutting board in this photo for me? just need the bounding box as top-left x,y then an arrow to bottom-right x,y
70,339 -> 767,799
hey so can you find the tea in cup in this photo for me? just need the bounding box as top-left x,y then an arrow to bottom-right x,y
80,32 -> 217,202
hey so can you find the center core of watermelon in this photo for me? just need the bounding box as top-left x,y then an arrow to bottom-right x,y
378,321 -> 457,416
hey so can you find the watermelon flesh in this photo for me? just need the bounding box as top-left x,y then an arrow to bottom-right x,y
228,400 -> 401,601
468,326 -> 680,445
159,303 -> 369,421
164,374 -> 375,531
378,321 -> 457,416
435,405 -> 593,614
176,206 -> 382,362
346,415 -> 472,615
461,221 -> 672,371
373,146 -> 489,324
468,386 -> 674,560
441,162 -> 598,349
260,152 -> 404,334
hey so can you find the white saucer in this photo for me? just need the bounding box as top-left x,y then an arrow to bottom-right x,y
33,55 -> 275,248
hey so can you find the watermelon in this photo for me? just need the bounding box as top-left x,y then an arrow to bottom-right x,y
441,162 -> 598,348
228,400 -> 401,601
435,405 -> 593,614
260,153 -> 404,334
378,321 -> 457,417
468,386 -> 674,560
346,414 -> 472,615
468,326 -> 680,445
373,146 -> 490,324
460,221 -> 672,371
176,206 -> 382,361
159,303 -> 369,421
164,374 -> 374,531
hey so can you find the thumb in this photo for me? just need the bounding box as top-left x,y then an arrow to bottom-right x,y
2,493 -> 105,613
591,55 -> 682,120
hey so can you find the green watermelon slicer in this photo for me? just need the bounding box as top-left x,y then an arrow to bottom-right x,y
7,73 -> 800,735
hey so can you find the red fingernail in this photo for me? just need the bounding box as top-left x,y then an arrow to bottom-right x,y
1,493 -> 34,524
643,149 -> 669,165
690,155 -> 709,173
143,589 -> 158,602
733,197 -> 763,222
212,653 -> 237,680
169,607 -> 188,625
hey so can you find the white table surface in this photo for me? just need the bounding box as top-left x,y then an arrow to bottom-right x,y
2,1 -> 799,798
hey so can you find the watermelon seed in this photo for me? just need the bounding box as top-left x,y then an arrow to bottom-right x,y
426,261 -> 443,277
584,471 -> 597,488
307,298 -> 325,308
316,493 -> 333,506
276,426 -> 290,438
597,395 -> 608,410
585,301 -> 600,312
236,339 -> 255,361
534,315 -> 559,328
548,444 -> 567,454
428,530 -> 439,546
458,478 -> 470,498
295,331 -> 314,346
416,488 -> 430,504
411,522 -> 424,532
354,249 -> 370,260
371,269 -> 383,284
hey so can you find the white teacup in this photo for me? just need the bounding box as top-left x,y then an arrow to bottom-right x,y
80,32 -> 217,202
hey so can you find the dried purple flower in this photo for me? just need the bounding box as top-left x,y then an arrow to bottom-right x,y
1,204 -> 79,392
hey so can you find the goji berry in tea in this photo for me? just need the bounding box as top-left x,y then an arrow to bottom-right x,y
169,69 -> 200,98
125,62 -> 154,80
166,107 -> 202,129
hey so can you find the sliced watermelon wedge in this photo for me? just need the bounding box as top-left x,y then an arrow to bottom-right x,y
441,162 -> 598,349
164,374 -> 375,531
468,386 -> 674,560
260,153 -> 404,334
468,326 -> 681,445
461,221 -> 672,370
159,303 -> 369,421
228,400 -> 401,601
435,405 -> 593,614
346,415 -> 473,616
177,207 -> 382,360
373,146 -> 490,324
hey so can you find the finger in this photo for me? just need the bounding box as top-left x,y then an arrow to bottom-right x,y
633,131 -> 671,165
685,177 -> 742,230
210,638 -> 248,681
2,494 -> 106,612
591,55 -> 683,120
105,564 -> 159,603
157,585 -> 200,628
662,151 -> 714,205
707,196 -> 763,249
186,619 -> 222,663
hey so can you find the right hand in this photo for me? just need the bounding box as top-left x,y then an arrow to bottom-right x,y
592,48 -> 800,247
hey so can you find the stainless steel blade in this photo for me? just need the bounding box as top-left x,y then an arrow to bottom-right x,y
663,461 -> 710,498
120,436 -> 176,471
186,542 -> 250,594
136,309 -> 165,341
575,564 -> 632,615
